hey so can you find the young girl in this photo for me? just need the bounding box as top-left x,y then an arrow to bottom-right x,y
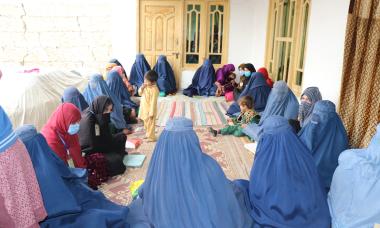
138,70 -> 159,142
209,96 -> 260,137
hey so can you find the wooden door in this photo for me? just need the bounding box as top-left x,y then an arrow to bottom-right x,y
139,0 -> 183,87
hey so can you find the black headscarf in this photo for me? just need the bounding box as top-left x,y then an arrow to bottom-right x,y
89,95 -> 113,126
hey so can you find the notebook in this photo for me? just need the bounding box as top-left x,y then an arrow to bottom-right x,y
123,154 -> 146,168
125,138 -> 143,149
244,142 -> 257,155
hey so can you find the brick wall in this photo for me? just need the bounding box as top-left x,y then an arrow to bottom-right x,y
0,0 -> 112,70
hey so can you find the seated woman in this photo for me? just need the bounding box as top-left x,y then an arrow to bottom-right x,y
298,100 -> 348,191
234,116 -> 331,227
112,65 -> 135,96
128,117 -> 253,228
234,63 -> 256,100
61,86 -> 89,112
15,125 -> 131,227
242,80 -> 299,141
0,106 -> 47,228
83,73 -> 132,134
153,55 -> 177,96
102,62 -> 117,80
183,59 -> 217,97
328,124 -> 380,228
209,96 -> 260,137
227,72 -> 271,115
41,103 -> 87,168
215,64 -> 235,96
107,69 -> 139,124
298,86 -> 322,127
257,67 -> 274,88
129,54 -> 151,94
79,96 -> 127,177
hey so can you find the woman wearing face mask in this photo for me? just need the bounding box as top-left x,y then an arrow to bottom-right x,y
79,96 -> 127,177
41,103 -> 86,168
234,63 -> 256,100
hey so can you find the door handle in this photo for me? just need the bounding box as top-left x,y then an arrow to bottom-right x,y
172,52 -> 180,59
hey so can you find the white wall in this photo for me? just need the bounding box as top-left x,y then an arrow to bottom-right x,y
302,0 -> 350,105
111,0 -> 138,74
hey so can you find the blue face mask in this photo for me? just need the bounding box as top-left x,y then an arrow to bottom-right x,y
244,71 -> 251,77
67,123 -> 80,135
239,70 -> 245,76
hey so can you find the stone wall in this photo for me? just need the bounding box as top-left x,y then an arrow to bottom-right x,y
0,0 -> 112,70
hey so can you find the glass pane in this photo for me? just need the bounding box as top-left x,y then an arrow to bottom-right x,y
220,14 -> 224,52
187,5 -> 193,11
218,5 -> 224,12
299,4 -> 309,69
186,54 -> 199,64
276,41 -> 286,81
197,14 -> 200,52
271,10 -> 277,59
211,5 -> 216,12
213,12 -> 220,53
186,13 -> 190,52
269,62 -> 273,73
209,13 -> 212,52
289,1 -> 295,37
281,0 -> 290,37
284,42 -> 292,82
296,71 -> 303,85
195,5 -> 200,12
190,11 -> 197,52
209,55 -> 222,64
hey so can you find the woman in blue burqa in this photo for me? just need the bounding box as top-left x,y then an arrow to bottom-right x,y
298,100 -> 349,191
328,124 -> 380,228
233,116 -> 331,228
226,72 -> 271,116
83,73 -> 132,134
242,80 -> 299,141
129,54 -> 151,93
127,117 -> 253,228
153,55 -> 177,96
107,69 -> 139,123
61,86 -> 89,112
15,125 -> 131,228
183,59 -> 217,97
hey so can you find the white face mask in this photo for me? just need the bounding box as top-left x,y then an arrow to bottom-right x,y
67,123 -> 80,135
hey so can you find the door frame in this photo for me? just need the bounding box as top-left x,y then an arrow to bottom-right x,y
137,0 -> 230,71
136,0 -> 184,85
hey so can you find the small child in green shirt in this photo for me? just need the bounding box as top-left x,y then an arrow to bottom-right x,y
209,96 -> 260,137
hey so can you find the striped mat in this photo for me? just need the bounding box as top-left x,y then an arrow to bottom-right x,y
156,100 -> 229,126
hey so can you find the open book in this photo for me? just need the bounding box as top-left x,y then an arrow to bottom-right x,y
125,138 -> 143,149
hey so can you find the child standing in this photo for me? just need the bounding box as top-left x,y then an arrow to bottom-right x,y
138,70 -> 159,142
209,96 -> 260,137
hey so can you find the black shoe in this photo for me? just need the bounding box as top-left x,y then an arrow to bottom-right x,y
208,127 -> 218,137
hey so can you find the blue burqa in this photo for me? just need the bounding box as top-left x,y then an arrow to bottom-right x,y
15,125 -> 130,228
83,74 -> 127,130
183,59 -> 216,97
128,117 -> 253,228
298,100 -> 349,190
61,86 -> 89,112
106,70 -> 138,109
242,80 -> 299,141
153,55 -> 177,94
328,124 -> 380,228
234,116 -> 331,228
129,54 -> 151,90
226,72 -> 271,115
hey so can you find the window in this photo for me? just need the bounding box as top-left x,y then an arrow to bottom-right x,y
265,0 -> 311,95
184,0 -> 229,68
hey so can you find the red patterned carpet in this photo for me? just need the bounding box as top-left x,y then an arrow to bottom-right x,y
99,126 -> 254,206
